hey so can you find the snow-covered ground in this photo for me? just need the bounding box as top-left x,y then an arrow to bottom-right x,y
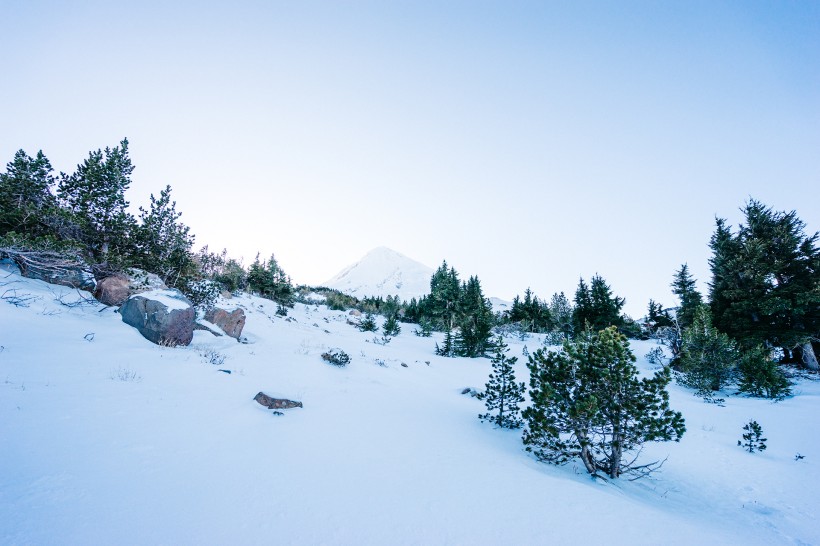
1,265 -> 818,545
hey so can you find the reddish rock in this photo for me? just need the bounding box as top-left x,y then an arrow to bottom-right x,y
94,274 -> 130,306
205,307 -> 246,339
254,392 -> 303,409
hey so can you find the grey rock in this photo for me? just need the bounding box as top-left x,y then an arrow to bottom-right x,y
204,307 -> 246,339
254,392 -> 303,409
120,289 -> 195,347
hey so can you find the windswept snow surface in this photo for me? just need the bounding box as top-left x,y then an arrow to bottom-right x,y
323,246 -> 434,301
1,266 -> 819,545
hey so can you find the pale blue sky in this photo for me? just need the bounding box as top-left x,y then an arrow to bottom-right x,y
2,1 -> 818,316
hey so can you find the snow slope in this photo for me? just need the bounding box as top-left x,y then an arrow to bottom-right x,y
1,265 -> 819,545
323,246 -> 434,301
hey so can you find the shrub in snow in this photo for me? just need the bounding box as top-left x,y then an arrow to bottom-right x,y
678,305 -> 737,397
383,314 -> 401,337
736,345 -> 792,400
523,327 -> 685,479
738,420 -> 767,453
322,348 -> 350,367
358,313 -> 378,332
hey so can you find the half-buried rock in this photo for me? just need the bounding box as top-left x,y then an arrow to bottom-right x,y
120,289 -> 195,346
254,392 -> 303,409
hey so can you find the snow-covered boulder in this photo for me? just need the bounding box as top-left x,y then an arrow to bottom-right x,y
120,289 -> 195,346
204,307 -> 246,339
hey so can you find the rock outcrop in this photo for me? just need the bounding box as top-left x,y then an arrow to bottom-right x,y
204,307 -> 246,339
120,289 -> 195,346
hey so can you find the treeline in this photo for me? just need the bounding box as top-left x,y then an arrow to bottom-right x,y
0,140 -> 294,312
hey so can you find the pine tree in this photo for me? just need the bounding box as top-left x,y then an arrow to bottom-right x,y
671,264 -> 703,329
383,314 -> 401,337
435,328 -> 455,357
523,326 -> 685,479
573,275 -> 625,333
57,138 -> 135,263
358,313 -> 378,332
738,420 -> 767,453
679,305 -> 738,396
423,261 -> 461,331
133,185 -> 196,288
572,277 -> 593,331
0,149 -> 57,237
247,252 -> 295,313
455,275 -> 494,357
478,336 -> 525,428
709,200 -> 820,370
737,345 -> 792,400
548,292 -> 574,338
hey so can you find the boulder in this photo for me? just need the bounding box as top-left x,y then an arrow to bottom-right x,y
92,268 -> 168,306
349,309 -> 362,317
205,307 -> 246,339
120,289 -> 195,346
94,273 -> 131,306
254,392 -> 303,409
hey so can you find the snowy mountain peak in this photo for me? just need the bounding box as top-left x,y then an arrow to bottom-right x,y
324,247 -> 434,301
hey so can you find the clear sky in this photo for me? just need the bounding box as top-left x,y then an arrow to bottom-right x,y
2,1 -> 819,316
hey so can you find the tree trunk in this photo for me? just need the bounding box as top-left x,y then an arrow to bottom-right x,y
801,342 -> 819,371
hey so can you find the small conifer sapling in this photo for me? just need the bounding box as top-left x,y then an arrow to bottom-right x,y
478,336 -> 525,428
738,420 -> 767,453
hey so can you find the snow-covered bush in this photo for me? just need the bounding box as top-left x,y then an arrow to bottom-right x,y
322,348 -> 350,367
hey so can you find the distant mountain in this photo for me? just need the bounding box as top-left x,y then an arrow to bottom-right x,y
323,247 -> 434,301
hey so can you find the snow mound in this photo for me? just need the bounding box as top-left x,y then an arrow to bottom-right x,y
324,246 -> 434,301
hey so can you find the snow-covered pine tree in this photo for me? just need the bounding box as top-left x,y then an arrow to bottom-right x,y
478,336 -> 525,428
738,420 -> 767,453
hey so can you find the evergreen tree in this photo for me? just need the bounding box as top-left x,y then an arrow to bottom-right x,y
738,420 -> 767,453
57,138 -> 136,263
455,275 -> 494,357
737,345 -> 792,400
423,260 -> 461,331
435,328 -> 455,357
133,185 -> 196,288
548,292 -> 574,338
646,299 -> 674,331
523,327 -> 685,479
709,200 -> 820,370
671,264 -> 703,329
247,252 -> 295,313
383,314 -> 401,337
0,149 -> 57,237
478,336 -> 525,428
358,313 -> 378,332
678,305 -> 738,396
573,275 -> 625,333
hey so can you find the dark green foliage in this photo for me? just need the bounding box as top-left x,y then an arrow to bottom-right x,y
197,247 -> 247,292
422,261 -> 462,331
738,420 -> 767,453
455,276 -> 494,357
709,200 -> 820,364
737,346 -> 792,400
247,253 -> 295,313
678,305 -> 738,396
133,185 -> 196,288
523,327 -> 685,479
322,349 -> 350,367
0,149 -> 57,237
57,138 -> 136,264
383,314 -> 401,337
414,318 -> 433,337
435,329 -> 455,357
478,336 -> 525,428
509,288 -> 553,332
358,313 -> 378,332
671,264 -> 703,330
647,299 -> 675,332
572,275 -> 625,333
